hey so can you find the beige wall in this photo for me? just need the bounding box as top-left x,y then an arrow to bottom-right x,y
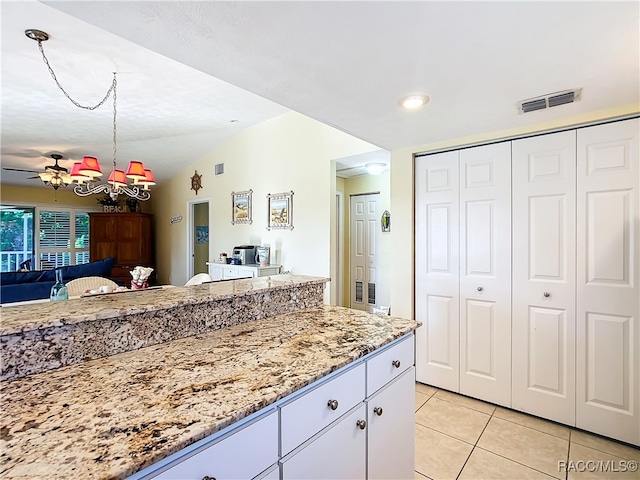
390,104 -> 640,320
339,173 -> 391,309
1,184 -> 153,213
150,111 -> 379,294
0,184 -> 102,208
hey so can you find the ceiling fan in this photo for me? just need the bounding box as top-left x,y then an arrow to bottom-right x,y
3,153 -> 73,190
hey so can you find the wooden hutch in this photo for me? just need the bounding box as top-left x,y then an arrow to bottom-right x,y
89,212 -> 154,285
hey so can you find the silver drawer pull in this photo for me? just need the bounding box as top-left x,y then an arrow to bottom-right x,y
356,419 -> 367,430
392,360 -> 401,368
202,477 -> 217,480
477,286 -> 483,292
327,399 -> 339,410
544,292 -> 551,298
374,407 -> 383,416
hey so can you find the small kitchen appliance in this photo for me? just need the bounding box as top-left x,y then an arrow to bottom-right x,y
232,245 -> 258,265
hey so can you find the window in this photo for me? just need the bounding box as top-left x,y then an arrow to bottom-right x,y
1,204 -> 94,271
38,210 -> 90,269
0,206 -> 35,272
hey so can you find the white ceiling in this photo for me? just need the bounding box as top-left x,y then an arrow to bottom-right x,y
2,1 -> 638,188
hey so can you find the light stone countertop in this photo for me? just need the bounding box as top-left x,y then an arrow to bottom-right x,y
0,274 -> 328,335
1,305 -> 419,480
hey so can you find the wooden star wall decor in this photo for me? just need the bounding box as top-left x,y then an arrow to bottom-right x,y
190,170 -> 202,195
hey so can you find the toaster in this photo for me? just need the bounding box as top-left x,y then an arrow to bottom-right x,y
232,245 -> 258,265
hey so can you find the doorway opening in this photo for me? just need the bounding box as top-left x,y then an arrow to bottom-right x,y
187,199 -> 210,280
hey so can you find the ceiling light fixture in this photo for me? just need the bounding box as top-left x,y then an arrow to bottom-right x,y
25,29 -> 154,201
38,154 -> 73,190
365,163 -> 387,175
398,94 -> 430,110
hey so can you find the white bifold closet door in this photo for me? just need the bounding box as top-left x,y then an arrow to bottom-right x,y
511,130 -> 577,425
458,143 -> 512,406
576,118 -> 640,445
415,143 -> 511,405
415,151 -> 460,391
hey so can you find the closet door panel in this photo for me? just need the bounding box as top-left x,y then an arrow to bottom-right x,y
512,130 -> 576,425
415,151 -> 460,391
577,118 -> 639,446
459,143 -> 511,406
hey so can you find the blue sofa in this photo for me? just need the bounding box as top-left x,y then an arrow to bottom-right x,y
0,257 -> 116,304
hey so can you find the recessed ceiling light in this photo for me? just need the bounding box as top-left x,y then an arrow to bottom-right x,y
398,94 -> 430,109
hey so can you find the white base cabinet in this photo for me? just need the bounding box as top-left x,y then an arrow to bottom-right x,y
131,333 -> 416,479
206,262 -> 281,281
367,367 -> 415,480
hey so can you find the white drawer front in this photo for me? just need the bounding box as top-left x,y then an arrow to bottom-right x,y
154,410 -> 278,480
280,362 -> 365,456
366,335 -> 414,396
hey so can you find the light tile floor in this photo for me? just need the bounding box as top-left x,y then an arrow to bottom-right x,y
414,383 -> 640,480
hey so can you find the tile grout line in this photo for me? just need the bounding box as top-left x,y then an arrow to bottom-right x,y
472,445 -> 562,479
565,430 -> 571,480
472,411 -> 564,480
454,403 -> 496,479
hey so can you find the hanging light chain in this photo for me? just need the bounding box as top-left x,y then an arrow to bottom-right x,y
112,74 -> 117,171
27,29 -> 152,201
36,39 -> 115,110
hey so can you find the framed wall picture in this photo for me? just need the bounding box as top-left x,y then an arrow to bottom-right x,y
231,190 -> 253,224
267,191 -> 294,230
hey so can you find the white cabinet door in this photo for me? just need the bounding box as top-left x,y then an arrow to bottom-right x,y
415,151 -> 460,391
512,130 -> 577,425
367,367 -> 415,480
280,404 -> 367,480
458,143 -> 512,406
576,118 -> 640,445
208,264 -> 224,281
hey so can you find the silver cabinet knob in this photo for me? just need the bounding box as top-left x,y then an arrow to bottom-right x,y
544,292 -> 551,297
356,419 -> 367,430
374,407 -> 383,416
477,286 -> 483,292
392,360 -> 401,368
202,477 -> 217,480
327,399 -> 339,410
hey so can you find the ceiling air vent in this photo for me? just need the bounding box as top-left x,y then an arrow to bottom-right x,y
215,163 -> 224,175
518,88 -> 581,113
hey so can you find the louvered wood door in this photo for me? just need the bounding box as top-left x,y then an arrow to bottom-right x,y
512,130 -> 577,425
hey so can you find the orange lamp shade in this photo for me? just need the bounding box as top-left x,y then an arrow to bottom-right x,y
107,169 -> 128,189
135,168 -> 156,189
78,156 -> 102,177
70,162 -> 90,183
125,160 -> 146,180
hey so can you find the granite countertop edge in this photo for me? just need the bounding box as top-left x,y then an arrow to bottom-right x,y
0,274 -> 330,336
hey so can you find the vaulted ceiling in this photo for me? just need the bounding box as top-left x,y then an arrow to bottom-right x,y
2,1 -> 638,187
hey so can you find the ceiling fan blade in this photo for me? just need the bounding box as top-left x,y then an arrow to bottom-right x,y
27,175 -> 41,179
2,167 -> 41,173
